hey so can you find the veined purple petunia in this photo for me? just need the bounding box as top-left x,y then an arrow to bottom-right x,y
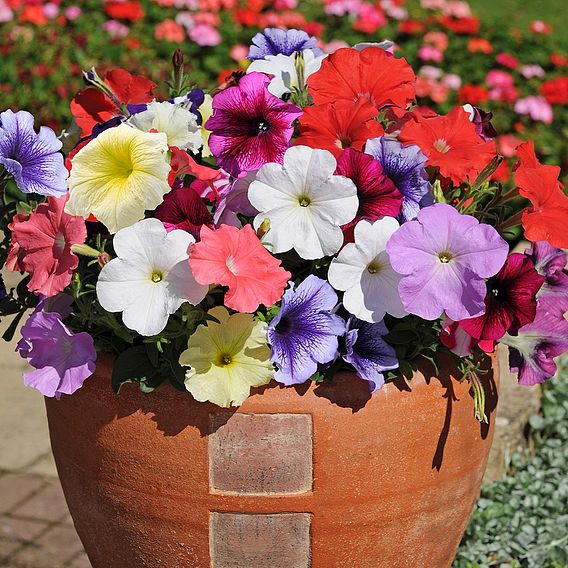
248,28 -> 323,60
204,72 -> 302,176
17,304 -> 96,398
343,317 -> 399,393
267,275 -> 346,385
525,240 -> 568,297
501,294 -> 568,385
386,203 -> 508,321
0,109 -> 68,197
365,136 -> 433,222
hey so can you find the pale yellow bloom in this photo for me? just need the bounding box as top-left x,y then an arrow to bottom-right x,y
180,306 -> 273,407
198,94 -> 213,158
66,123 -> 170,234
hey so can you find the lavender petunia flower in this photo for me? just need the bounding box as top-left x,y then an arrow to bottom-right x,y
343,318 -> 398,393
365,137 -> 433,222
213,171 -> 258,227
205,72 -> 301,176
502,294 -> 568,385
525,240 -> 568,297
267,275 -> 346,385
17,304 -> 96,398
386,203 -> 508,321
248,28 -> 323,60
0,109 -> 68,196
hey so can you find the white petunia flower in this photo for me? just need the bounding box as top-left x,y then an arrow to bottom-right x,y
129,101 -> 202,153
248,145 -> 359,260
247,50 -> 327,98
328,218 -> 407,322
96,218 -> 208,336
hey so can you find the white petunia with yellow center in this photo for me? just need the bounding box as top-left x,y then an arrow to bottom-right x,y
129,101 -> 203,152
247,50 -> 327,98
66,123 -> 171,234
328,218 -> 408,322
248,145 -> 359,260
96,218 -> 208,336
180,306 -> 274,408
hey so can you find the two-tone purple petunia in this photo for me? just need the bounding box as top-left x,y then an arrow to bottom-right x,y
0,109 -> 68,196
248,28 -> 323,60
525,240 -> 568,297
267,275 -> 346,385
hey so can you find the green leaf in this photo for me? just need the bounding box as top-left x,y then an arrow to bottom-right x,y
111,346 -> 159,394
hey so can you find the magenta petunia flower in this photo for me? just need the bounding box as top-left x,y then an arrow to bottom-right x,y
386,203 -> 508,321
525,240 -> 568,297
459,253 -> 545,341
204,72 -> 301,176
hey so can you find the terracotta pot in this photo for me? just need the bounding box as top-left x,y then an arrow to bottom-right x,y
45,353 -> 499,568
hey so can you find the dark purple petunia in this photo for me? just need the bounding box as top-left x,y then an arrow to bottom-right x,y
503,294 -> 568,385
205,72 -> 301,176
0,275 -> 6,301
248,27 -> 323,60
459,253 -> 545,341
0,110 -> 68,196
16,295 -> 96,398
267,275 -> 346,386
154,186 -> 213,239
525,240 -> 568,297
365,136 -> 433,222
343,317 -> 398,393
463,104 -> 498,141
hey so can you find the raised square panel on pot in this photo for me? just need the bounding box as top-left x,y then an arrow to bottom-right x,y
208,413 -> 313,495
210,512 -> 311,568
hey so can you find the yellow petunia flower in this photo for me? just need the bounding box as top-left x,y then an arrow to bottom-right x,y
198,94 -> 213,158
180,306 -> 274,408
66,123 -> 171,234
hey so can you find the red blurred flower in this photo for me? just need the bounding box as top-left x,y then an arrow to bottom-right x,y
398,19 -> 425,35
540,77 -> 568,105
308,47 -> 416,110
70,69 -> 156,137
496,52 -> 519,70
550,53 -> 568,67
399,106 -> 496,185
439,16 -> 479,35
515,141 -> 568,248
105,1 -> 145,21
233,8 -> 259,26
335,148 -> 402,243
294,99 -> 384,157
459,254 -> 544,342
154,19 -> 185,43
303,21 -> 324,38
19,5 -> 47,25
353,3 -> 387,34
457,84 -> 489,105
467,37 -> 493,54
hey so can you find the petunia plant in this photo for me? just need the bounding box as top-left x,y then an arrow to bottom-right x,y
1,29 -> 568,418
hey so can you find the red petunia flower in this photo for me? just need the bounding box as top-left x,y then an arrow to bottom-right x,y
335,148 -> 402,242
70,69 -> 156,137
307,47 -> 416,110
105,1 -> 145,21
399,106 -> 496,185
439,16 -> 480,35
539,77 -> 568,105
515,141 -> 568,248
294,99 -> 384,158
459,253 -> 544,342
458,84 -> 489,105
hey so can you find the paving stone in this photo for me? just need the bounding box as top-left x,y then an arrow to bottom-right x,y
67,552 -> 92,568
0,475 -> 44,515
0,517 -> 47,543
12,483 -> 70,523
0,540 -> 23,563
10,526 -> 84,568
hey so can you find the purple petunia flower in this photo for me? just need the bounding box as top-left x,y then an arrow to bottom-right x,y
525,240 -> 568,297
386,203 -> 508,321
205,73 -> 301,176
502,294 -> 568,385
17,298 -> 96,398
0,109 -> 68,196
248,28 -> 323,60
463,104 -> 498,141
365,137 -> 433,222
343,317 -> 398,393
267,275 -> 346,385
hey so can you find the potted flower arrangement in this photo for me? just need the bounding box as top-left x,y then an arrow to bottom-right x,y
1,27 -> 567,568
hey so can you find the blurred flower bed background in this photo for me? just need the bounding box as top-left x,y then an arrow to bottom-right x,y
0,1 -> 567,567
0,0 -> 567,181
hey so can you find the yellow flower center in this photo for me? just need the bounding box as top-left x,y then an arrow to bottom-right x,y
151,270 -> 163,283
433,138 -> 451,154
367,260 -> 382,274
438,251 -> 453,263
216,353 -> 233,367
298,195 -> 311,207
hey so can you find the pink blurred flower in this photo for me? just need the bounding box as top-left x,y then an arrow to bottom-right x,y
419,65 -> 443,80
102,20 -> 129,38
193,12 -> 220,26
442,73 -> 462,90
418,45 -> 444,63
487,69 -> 519,102
64,6 -> 81,20
0,1 -> 14,22
530,20 -> 552,34
496,52 -> 519,69
514,96 -> 553,124
230,44 -> 249,62
444,1 -> 471,18
274,0 -> 298,8
424,31 -> 449,51
353,3 -> 387,33
521,64 -> 545,79
43,2 -> 58,18
420,0 -> 446,9
155,19 -> 185,42
188,23 -> 221,46
497,134 -> 522,158
322,39 -> 350,53
175,12 -> 194,28
324,0 -> 362,17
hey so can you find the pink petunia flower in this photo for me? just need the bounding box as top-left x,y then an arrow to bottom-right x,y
189,224 -> 291,313
188,24 -> 221,46
514,96 -> 554,124
9,196 -> 87,297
